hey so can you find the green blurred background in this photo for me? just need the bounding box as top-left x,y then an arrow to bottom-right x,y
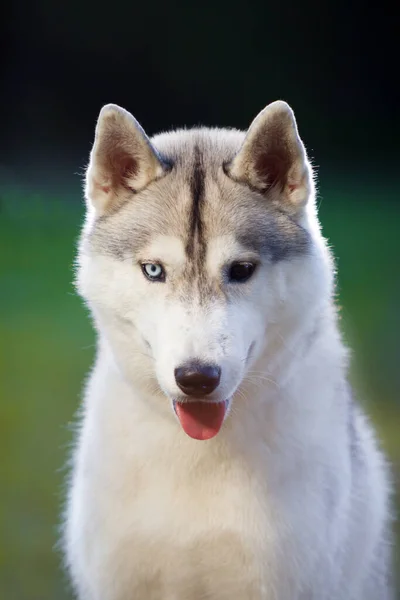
1,1 -> 399,598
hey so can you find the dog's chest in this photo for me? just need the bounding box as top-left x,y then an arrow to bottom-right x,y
87,459 -> 284,599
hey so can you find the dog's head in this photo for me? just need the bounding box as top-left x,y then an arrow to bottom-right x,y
77,101 -> 332,439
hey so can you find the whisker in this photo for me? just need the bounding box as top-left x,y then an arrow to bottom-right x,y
245,371 -> 280,389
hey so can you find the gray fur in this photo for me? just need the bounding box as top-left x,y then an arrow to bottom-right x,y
88,129 -> 311,268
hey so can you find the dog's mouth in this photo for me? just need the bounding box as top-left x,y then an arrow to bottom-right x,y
172,399 -> 230,441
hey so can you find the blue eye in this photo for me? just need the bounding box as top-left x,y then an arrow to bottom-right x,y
141,263 -> 166,282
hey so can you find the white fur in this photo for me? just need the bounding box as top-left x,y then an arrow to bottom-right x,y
63,103 -> 392,599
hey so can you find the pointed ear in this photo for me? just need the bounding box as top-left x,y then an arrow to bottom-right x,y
226,101 -> 312,213
85,104 -> 169,215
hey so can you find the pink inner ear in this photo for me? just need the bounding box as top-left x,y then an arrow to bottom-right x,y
255,152 -> 290,189
119,154 -> 138,180
108,150 -> 139,190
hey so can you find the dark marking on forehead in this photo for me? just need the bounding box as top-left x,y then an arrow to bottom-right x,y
237,209 -> 311,262
186,145 -> 205,260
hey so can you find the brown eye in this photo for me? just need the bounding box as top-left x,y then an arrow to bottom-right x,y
228,262 -> 256,283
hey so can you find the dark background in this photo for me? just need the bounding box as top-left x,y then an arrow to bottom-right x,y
1,0 -> 399,176
1,1 -> 399,598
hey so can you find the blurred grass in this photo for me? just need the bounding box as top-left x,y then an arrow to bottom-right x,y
0,179 -> 399,599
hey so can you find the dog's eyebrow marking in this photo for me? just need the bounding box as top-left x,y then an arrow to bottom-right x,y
139,235 -> 186,266
236,211 -> 311,262
88,213 -> 153,259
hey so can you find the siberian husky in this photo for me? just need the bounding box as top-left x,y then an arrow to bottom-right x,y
63,101 -> 393,599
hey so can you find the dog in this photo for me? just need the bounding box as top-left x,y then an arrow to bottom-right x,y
63,100 -> 393,599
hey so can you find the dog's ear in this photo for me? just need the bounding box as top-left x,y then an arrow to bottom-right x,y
85,104 -> 168,215
226,101 -> 312,213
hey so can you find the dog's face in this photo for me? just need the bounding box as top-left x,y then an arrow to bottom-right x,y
77,102 -> 331,439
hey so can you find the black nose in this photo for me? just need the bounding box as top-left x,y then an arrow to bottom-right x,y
174,362 -> 221,397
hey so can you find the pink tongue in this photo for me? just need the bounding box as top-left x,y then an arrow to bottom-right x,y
175,401 -> 226,440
